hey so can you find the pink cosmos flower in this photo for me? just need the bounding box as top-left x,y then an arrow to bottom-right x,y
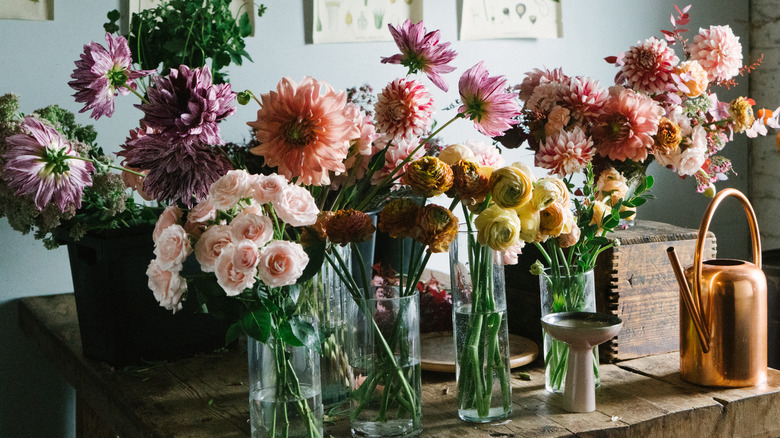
593,88 -> 663,162
68,33 -> 153,120
3,117 -> 94,211
535,127 -> 595,176
257,240 -> 309,288
153,205 -> 183,243
147,259 -> 187,312
138,65 -> 236,145
618,37 -> 680,94
561,76 -> 609,122
248,77 -> 359,186
209,169 -> 252,211
153,224 -> 192,271
194,224 -> 233,273
215,246 -> 256,296
690,25 -> 742,82
230,213 -> 274,247
458,62 -> 521,137
381,19 -> 458,92
273,185 -> 319,227
374,78 -> 435,142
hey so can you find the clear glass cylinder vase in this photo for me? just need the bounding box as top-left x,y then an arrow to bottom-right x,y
248,336 -> 324,438
347,287 -> 423,437
299,244 -> 352,411
449,229 -> 512,423
539,269 -> 599,393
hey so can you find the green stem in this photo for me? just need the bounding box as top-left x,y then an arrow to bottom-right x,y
122,84 -> 150,105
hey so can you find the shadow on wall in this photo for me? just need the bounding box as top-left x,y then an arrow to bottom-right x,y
0,300 -> 75,438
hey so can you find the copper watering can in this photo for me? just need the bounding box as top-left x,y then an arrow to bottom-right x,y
667,188 -> 767,387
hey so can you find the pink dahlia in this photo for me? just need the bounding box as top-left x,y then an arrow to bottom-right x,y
68,32 -> 153,120
374,78 -> 435,142
689,25 -> 743,82
618,37 -> 679,94
3,117 -> 94,211
593,88 -> 663,162
371,137 -> 425,185
517,67 -> 569,101
561,76 -> 609,122
248,77 -> 359,186
119,135 -> 232,207
381,19 -> 458,92
535,126 -> 595,176
458,62 -> 521,137
138,65 -> 236,145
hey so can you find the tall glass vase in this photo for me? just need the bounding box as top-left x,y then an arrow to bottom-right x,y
449,229 -> 512,423
539,269 -> 599,393
248,336 -> 323,438
347,286 -> 423,437
299,245 -> 352,410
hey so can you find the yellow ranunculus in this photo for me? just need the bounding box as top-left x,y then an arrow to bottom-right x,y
489,165 -> 533,209
532,177 -> 570,210
539,201 -> 573,238
515,202 -> 541,243
728,96 -> 755,133
590,200 -> 610,232
474,204 -> 522,251
402,156 -> 454,197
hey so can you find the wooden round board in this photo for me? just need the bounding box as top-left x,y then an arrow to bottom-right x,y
420,332 -> 538,373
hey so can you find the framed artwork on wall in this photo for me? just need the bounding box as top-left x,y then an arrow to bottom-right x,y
0,0 -> 54,21
312,0 -> 423,44
460,0 -> 562,40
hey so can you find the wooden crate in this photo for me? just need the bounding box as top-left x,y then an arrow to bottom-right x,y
504,220 -> 716,363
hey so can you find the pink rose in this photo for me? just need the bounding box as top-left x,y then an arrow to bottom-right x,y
153,206 -> 183,243
194,225 -> 233,272
500,240 -> 525,266
232,239 -> 260,272
274,185 -> 319,227
146,259 -> 187,312
153,224 -> 192,271
210,169 -> 252,210
188,198 -> 217,224
238,200 -> 263,216
215,246 -> 256,296
230,213 -> 274,247
251,173 -> 289,205
257,240 -> 309,287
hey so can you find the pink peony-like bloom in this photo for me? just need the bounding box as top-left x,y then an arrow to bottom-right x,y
618,37 -> 680,94
153,224 -> 192,271
248,77 -> 359,186
535,126 -> 595,176
209,169 -> 252,211
593,87 -> 663,162
194,224 -> 233,272
215,246 -> 256,296
690,25 -> 742,82
138,65 -> 235,145
230,213 -> 274,247
147,259 -> 187,312
371,137 -> 425,185
561,76 -> 609,122
381,19 -> 458,92
458,62 -> 521,137
68,33 -> 153,120
374,78 -> 435,142
257,240 -> 309,288
273,185 -> 319,227
153,205 -> 183,243
517,67 -> 569,101
3,117 -> 94,211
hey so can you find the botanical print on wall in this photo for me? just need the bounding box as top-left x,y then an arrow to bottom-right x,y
460,0 -> 562,40
313,0 -> 423,44
0,0 -> 54,21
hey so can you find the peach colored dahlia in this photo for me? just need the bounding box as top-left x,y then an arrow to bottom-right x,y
689,25 -> 742,82
561,76 -> 609,122
593,88 -> 663,162
535,126 -> 595,176
618,37 -> 679,95
248,77 -> 359,186
374,77 -> 435,142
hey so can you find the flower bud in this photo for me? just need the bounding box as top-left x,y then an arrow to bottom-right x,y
529,260 -> 545,276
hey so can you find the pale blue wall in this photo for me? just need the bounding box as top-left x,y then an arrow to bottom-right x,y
0,1 -> 750,436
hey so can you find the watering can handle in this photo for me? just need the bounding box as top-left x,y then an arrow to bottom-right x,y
692,188 -> 762,312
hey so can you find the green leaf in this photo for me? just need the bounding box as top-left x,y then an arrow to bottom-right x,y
619,210 -> 636,219
279,317 -> 322,354
238,12 -> 252,37
225,322 -> 243,345
631,197 -> 648,207
298,237 -> 325,284
240,308 -> 272,343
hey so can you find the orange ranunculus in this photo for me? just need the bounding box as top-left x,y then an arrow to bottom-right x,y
416,204 -> 458,253
324,209 -> 376,245
378,198 -> 421,239
402,156 -> 454,197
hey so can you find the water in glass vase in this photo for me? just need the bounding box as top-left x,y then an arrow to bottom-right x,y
319,321 -> 350,408
453,304 -> 512,422
349,354 -> 423,437
250,385 -> 323,438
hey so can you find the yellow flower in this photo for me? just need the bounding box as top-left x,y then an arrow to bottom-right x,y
325,209 -> 376,245
539,202 -> 573,238
416,204 -> 458,253
515,202 -> 541,243
378,198 -> 421,239
654,117 -> 682,154
474,204 -> 522,251
557,224 -> 581,248
489,165 -> 533,209
674,60 -> 709,97
450,159 -> 491,203
595,167 -> 628,206
728,97 -> 755,133
590,200 -> 610,232
439,143 -> 476,165
532,177 -> 570,210
402,156 -> 454,197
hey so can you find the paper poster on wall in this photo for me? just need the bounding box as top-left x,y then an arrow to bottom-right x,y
312,0 -> 423,44
460,0 -> 562,40
127,0 -> 255,35
0,0 -> 54,21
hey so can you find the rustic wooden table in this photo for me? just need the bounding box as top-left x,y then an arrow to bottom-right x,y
18,293 -> 780,437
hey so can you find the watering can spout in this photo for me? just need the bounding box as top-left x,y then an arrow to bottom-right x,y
666,247 -> 710,353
